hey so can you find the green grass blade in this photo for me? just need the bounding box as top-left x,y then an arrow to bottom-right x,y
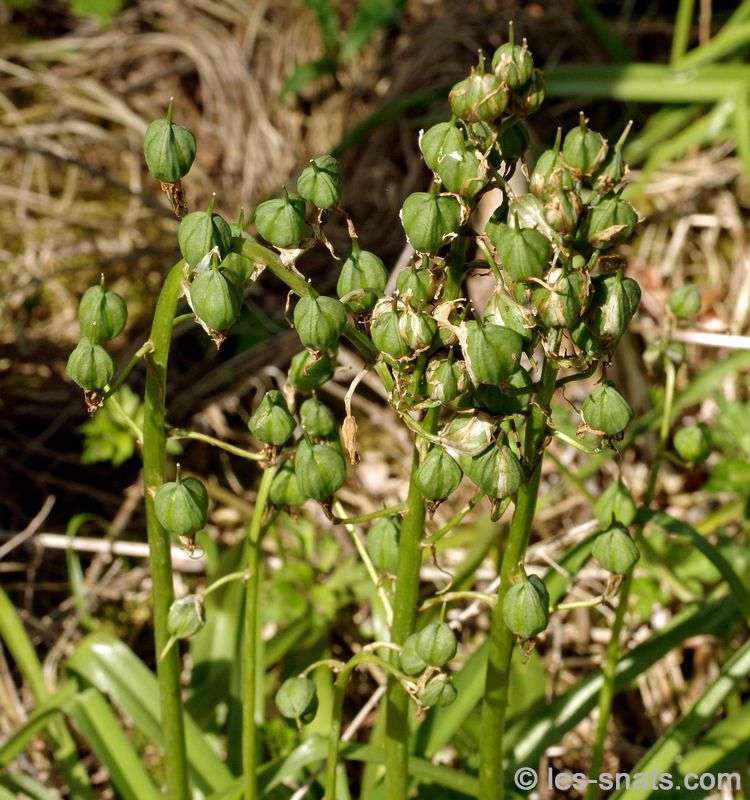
573,0 -> 631,62
733,84 -> 750,184
506,595 -> 739,766
0,774 -> 61,800
728,0 -> 750,25
611,638 -> 750,799
624,105 -> 702,164
671,0 -> 696,65
677,22 -> 750,69
66,631 -> 233,793
638,509 -> 750,621
0,682 -> 76,768
65,514 -> 105,631
0,587 -> 94,799
65,687 -> 161,800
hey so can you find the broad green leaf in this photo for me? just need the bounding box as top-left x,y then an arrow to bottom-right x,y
67,632 -> 233,793
65,688 -> 161,800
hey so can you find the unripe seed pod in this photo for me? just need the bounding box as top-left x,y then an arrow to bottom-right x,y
473,367 -> 532,416
269,462 -> 309,507
441,413 -> 495,456
366,517 -> 400,574
421,675 -> 458,708
420,121 -> 463,173
275,676 -> 318,725
288,350 -> 334,391
462,320 -> 524,386
299,396 -> 337,438
581,381 -> 634,436
401,192 -> 461,253
295,439 -> 347,500
529,148 -> 574,200
460,443 -> 523,499
594,479 -> 637,527
143,102 -> 196,183
511,69 -> 545,116
503,574 -> 549,639
668,285 -> 701,319
592,522 -> 639,574
190,263 -> 242,331
415,447 -> 463,501
400,633 -> 428,676
398,304 -> 437,352
486,221 -> 551,282
79,281 -> 128,344
426,127 -> 487,197
154,473 -> 208,536
593,147 -> 626,194
532,268 -> 587,329
293,294 -> 348,351
492,42 -> 534,89
673,423 -> 712,463
370,310 -> 413,360
425,357 -> 469,403
497,119 -> 530,161
584,194 -> 638,250
297,154 -> 342,210
562,114 -> 608,177
178,201 -> 233,269
336,243 -> 388,314
66,339 -> 115,390
254,191 -> 306,248
571,321 -> 606,358
483,287 -> 534,347
543,189 -> 582,236
167,595 -> 205,640
416,621 -> 458,667
396,265 -> 436,308
248,390 -> 296,446
584,273 -> 640,348
449,65 -> 509,123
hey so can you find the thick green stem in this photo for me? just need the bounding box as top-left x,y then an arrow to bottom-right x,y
142,261 -> 189,800
384,407 -> 439,800
242,466 -> 276,800
479,360 -> 558,800
586,358 -> 677,799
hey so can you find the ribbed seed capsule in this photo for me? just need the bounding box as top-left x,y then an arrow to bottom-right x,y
143,101 -> 196,183
511,69 -> 545,116
497,120 -> 530,160
584,193 -> 638,250
592,522 -> 639,574
503,574 -> 549,639
440,413 -> 495,456
581,381 -> 634,436
396,264 -> 436,308
425,125 -> 487,197
673,423 -> 712,463
532,268 -> 588,329
78,281 -> 128,344
529,147 -> 574,200
398,304 -> 437,352
288,351 -> 334,391
167,595 -> 205,640
66,340 -> 115,390
473,367 -> 532,416
400,192 -> 461,253
299,396 -> 337,438
449,63 -> 509,122
293,294 -> 348,351
492,42 -> 534,88
486,220 -> 551,281
462,320 -> 524,386
269,462 -> 309,508
297,155 -> 342,210
336,242 -> 388,314
275,676 -> 318,725
594,479 -> 637,527
460,443 -> 523,499
561,113 -> 608,177
668,285 -> 701,319
400,633 -> 427,676
416,621 -> 458,667
421,675 -> 458,708
425,357 -> 469,403
414,447 -> 463,501
254,191 -> 306,248
178,198 -> 233,269
248,390 -> 296,446
294,439 -> 347,500
584,273 -> 640,348
366,517 -> 400,574
483,286 -> 534,347
190,263 -> 242,331
370,309 -> 413,360
154,473 -> 209,537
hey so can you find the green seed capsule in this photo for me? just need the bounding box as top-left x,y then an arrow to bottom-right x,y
293,294 -> 348,351
415,447 -> 463,501
297,154 -> 342,210
401,192 -> 461,253
190,263 -> 242,331
581,381 -> 634,436
561,114 -> 608,177
269,462 -> 309,507
366,517 -> 401,574
449,65 -> 509,123
299,397 -> 337,438
425,357 -> 469,403
460,443 -> 523,499
511,69 -> 545,116
503,574 -> 549,639
592,522 -> 640,574
416,621 -> 458,667
492,42 -> 534,88
254,191 -> 306,248
295,439 -> 347,500
398,304 -> 437,352
529,148 -> 574,200
143,102 -> 196,183
396,265 -> 436,308
336,243 -> 388,314
154,474 -> 208,536
430,130 -> 487,197
486,221 -> 551,282
66,339 -> 116,390
594,479 -> 637,527
420,121 -> 463,173
441,413 -> 495,456
421,675 -> 458,708
668,285 -> 701,319
462,320 -> 524,386
248,390 -> 296,446
483,287 -> 534,347
370,310 -> 413,360
673,423 -> 712,463
532,268 -> 588,329
584,194 -> 638,250
275,676 -> 318,725
78,281 -> 128,344
288,350 -> 334,391
167,595 -> 205,640
400,633 -> 428,676
584,273 -> 640,348
178,201 -> 233,269
497,120 -> 530,161
473,367 -> 533,416
543,189 -> 582,236
571,321 -> 606,358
